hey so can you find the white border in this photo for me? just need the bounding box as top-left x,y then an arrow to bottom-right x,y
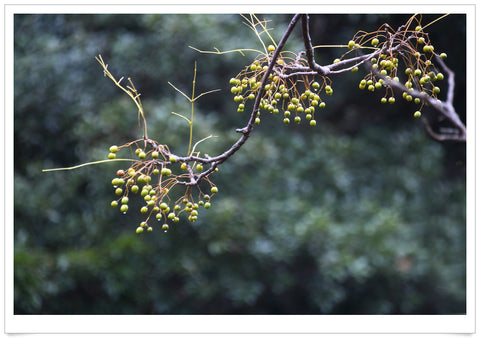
4,2 -> 476,335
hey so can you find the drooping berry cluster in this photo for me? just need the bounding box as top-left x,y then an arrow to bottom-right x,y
108,141 -> 218,233
342,20 -> 448,118
230,45 -> 333,127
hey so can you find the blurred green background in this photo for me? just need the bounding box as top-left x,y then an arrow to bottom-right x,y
14,13 -> 466,314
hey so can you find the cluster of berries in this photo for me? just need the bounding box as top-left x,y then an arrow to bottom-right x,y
107,142 -> 218,233
344,23 -> 448,119
230,45 -> 334,127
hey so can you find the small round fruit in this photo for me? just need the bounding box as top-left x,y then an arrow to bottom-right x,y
433,86 -> 440,94
160,202 -> 168,210
116,169 -> 125,177
120,204 -> 128,213
414,98 -> 421,104
381,97 -> 387,104
371,38 -> 379,46
161,168 -> 172,176
204,202 -> 211,209
414,111 -> 422,118
121,197 -> 129,204
196,164 -> 204,171
156,213 -> 162,220
141,206 -> 148,214
136,227 -> 144,234
267,44 -> 275,52
388,97 -> 395,104
108,153 -> 116,159
347,40 -> 355,49
294,116 -> 301,124
147,227 -> 153,232
162,224 -> 169,232
152,151 -> 159,159
115,188 -> 123,196
109,145 -> 119,153
255,117 -> 260,124
211,186 -> 218,194
312,82 -> 320,90
440,52 -> 447,59
180,163 -> 187,171
283,117 -> 290,125
309,120 -> 317,127
138,151 -> 146,159
111,201 -> 118,208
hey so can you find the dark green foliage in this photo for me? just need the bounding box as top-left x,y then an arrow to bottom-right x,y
14,14 -> 466,314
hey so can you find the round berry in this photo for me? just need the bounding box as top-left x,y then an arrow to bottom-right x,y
111,201 -> 118,208
140,206 -> 148,213
121,197 -> 129,204
152,151 -> 159,159
381,97 -> 387,104
161,168 -> 172,176
309,120 -> 317,127
371,38 -> 379,46
115,188 -> 123,196
138,151 -> 146,159
415,25 -> 422,32
108,153 -> 116,160
433,86 -> 440,94
347,40 -> 355,49
196,164 -> 204,171
120,204 -> 128,213
440,52 -> 447,59
211,186 -> 218,194
388,97 -> 395,104
267,44 -> 275,52
136,226 -> 144,234
283,117 -> 290,125
162,224 -> 169,232
414,111 -> 422,118
156,213 -> 162,220
294,116 -> 301,124
109,145 -> 119,153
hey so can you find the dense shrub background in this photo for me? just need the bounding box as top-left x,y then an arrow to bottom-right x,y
14,13 -> 466,314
